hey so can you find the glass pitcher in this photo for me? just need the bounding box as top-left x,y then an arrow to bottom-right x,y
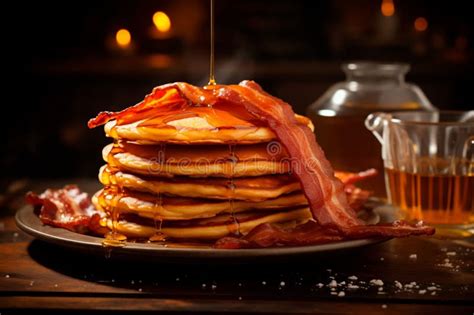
365,111 -> 474,234
307,62 -> 435,196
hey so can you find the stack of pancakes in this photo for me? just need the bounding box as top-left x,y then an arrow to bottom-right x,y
92,106 -> 315,241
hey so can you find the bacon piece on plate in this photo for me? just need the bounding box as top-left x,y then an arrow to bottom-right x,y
26,185 -> 106,235
215,221 -> 344,249
335,169 -> 378,186
335,169 -> 377,212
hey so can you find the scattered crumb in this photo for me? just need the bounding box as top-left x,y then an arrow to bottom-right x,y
338,291 -> 345,297
427,286 -> 437,291
347,284 -> 359,290
370,279 -> 384,286
404,282 -> 417,289
280,281 -> 286,287
330,292 -> 337,295
382,304 -> 387,309
446,252 -> 456,256
439,262 -> 453,268
431,291 -> 437,296
54,284 -> 58,288
328,280 -> 338,288
440,247 -> 448,252
211,284 -> 217,290
13,232 -> 19,237
138,288 -> 143,292
29,281 -> 34,286
418,290 -> 426,294
409,254 -> 417,260
316,283 -> 324,288
4,275 -> 10,279
202,284 -> 206,288
176,278 -> 180,281
262,281 -> 266,285
348,275 -> 358,281
380,257 -> 385,261
238,296 -> 242,300
238,283 -> 242,287
394,281 -> 403,289
378,287 -> 383,291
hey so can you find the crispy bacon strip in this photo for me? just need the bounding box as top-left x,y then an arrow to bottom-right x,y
335,169 -> 377,212
216,221 -> 344,249
215,220 -> 432,249
216,81 -> 361,228
335,169 -> 378,187
26,185 -> 106,235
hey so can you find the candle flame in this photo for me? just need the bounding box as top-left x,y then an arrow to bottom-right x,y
153,11 -> 171,33
414,17 -> 428,32
116,29 -> 131,47
381,0 -> 395,17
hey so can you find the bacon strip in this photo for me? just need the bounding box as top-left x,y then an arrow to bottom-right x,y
215,220 -> 433,249
26,185 -> 106,235
335,169 -> 378,186
216,81 -> 362,228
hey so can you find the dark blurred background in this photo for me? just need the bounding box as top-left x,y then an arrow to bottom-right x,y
5,0 -> 474,179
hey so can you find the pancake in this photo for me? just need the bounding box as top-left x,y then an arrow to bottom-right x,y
103,142 -> 291,177
104,111 -> 313,144
99,166 -> 301,201
102,207 -> 312,239
93,188 -> 308,220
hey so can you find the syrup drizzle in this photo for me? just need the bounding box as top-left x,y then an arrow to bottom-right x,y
149,144 -> 167,242
227,143 -> 241,235
102,140 -> 127,249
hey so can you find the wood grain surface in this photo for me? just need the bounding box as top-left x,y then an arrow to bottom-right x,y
0,179 -> 473,314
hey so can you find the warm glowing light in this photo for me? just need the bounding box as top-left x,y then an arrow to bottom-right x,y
414,17 -> 428,32
153,11 -> 171,33
381,0 -> 395,17
115,29 -> 131,47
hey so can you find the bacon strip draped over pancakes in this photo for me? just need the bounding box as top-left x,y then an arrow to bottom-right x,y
26,185 -> 106,235
88,81 -> 435,245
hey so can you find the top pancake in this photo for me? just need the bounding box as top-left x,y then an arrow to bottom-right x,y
104,106 -> 313,144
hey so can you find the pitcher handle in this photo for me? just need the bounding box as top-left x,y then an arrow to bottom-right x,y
462,135 -> 474,174
365,112 -> 389,145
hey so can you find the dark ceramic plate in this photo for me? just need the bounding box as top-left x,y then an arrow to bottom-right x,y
16,199 -> 393,261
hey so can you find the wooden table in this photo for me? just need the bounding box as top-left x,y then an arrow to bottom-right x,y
0,179 -> 473,314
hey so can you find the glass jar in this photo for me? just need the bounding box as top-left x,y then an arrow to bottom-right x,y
306,62 -> 435,196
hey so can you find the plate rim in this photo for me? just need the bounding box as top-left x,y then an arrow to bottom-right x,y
15,205 -> 390,258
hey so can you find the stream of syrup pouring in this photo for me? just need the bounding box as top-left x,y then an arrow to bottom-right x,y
206,0 -> 241,236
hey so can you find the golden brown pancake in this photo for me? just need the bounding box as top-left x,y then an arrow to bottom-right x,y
104,112 -> 313,144
103,143 -> 292,177
93,188 -> 308,220
99,166 -> 301,201
101,207 -> 312,239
